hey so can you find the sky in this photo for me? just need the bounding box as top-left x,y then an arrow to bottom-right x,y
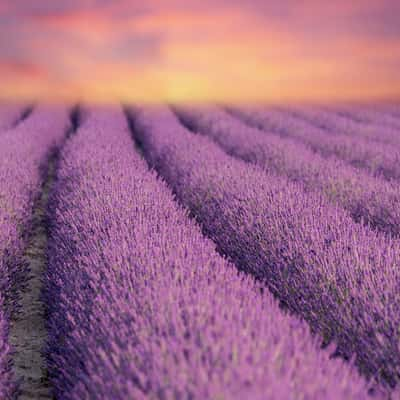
0,0 -> 400,103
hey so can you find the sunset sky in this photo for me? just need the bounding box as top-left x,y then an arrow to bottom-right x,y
1,0 -> 400,103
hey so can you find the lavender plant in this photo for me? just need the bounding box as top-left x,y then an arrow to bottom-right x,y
175,105 -> 400,237
230,106 -> 400,181
280,105 -> 400,146
45,107 -> 372,399
325,105 -> 400,131
0,104 -> 27,132
132,105 -> 400,390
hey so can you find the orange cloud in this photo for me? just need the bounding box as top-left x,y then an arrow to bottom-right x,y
33,10 -> 111,36
0,60 -> 47,79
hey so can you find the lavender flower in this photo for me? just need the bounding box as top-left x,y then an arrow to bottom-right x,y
46,106 -> 372,399
132,105 -> 400,390
231,106 -> 400,181
175,105 -> 400,237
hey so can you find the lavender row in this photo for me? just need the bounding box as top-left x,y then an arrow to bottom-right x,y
132,105 -> 400,390
282,105 -> 400,146
175,105 -> 400,238
0,104 -> 27,132
0,106 -> 70,397
230,106 -> 400,182
380,104 -> 400,118
45,107 -> 371,399
325,105 -> 400,131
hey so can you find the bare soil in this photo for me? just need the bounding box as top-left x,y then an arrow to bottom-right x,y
9,160 -> 55,400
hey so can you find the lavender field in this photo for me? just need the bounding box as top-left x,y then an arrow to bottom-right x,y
2,103 -> 400,399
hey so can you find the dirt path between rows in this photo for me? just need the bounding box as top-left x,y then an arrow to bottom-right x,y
9,158 -> 56,400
